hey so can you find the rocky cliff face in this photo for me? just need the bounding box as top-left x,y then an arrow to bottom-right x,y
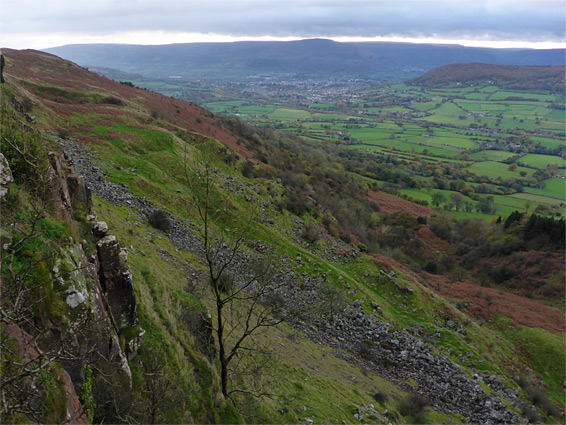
52,149 -> 144,382
2,149 -> 143,421
0,152 -> 14,202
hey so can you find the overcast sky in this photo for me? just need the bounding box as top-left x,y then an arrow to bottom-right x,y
2,0 -> 565,50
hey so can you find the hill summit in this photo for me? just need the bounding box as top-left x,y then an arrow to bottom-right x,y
408,63 -> 566,92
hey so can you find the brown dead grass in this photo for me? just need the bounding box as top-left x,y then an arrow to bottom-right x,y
366,190 -> 434,217
370,251 -> 564,334
3,48 -> 257,160
431,278 -> 565,333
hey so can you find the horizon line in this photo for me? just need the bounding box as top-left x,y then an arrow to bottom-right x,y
4,32 -> 566,51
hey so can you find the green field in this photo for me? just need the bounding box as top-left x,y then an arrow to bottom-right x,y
142,78 -> 565,218
237,105 -> 275,115
268,108 -> 312,120
463,92 -> 491,100
203,100 -> 249,113
547,110 -> 566,122
532,136 -> 566,149
467,161 -> 535,180
470,151 -> 517,161
524,178 -> 566,199
407,135 -> 479,150
488,91 -> 558,102
510,192 -> 565,206
540,121 -> 566,131
518,154 -> 566,169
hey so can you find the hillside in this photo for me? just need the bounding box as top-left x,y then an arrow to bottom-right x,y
1,49 -> 564,424
43,39 -> 566,80
408,63 -> 566,92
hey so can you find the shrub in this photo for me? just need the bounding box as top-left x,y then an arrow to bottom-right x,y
284,193 -> 311,216
148,209 -> 171,232
339,232 -> 352,244
357,243 -> 368,253
241,160 -> 255,178
102,96 -> 123,105
423,261 -> 438,274
263,292 -> 286,318
398,393 -> 428,423
21,96 -> 33,112
524,386 -> 560,418
302,224 -> 319,244
358,340 -> 373,360
216,270 -> 234,293
57,128 -> 69,139
429,215 -> 453,240
372,392 -> 388,403
520,405 -> 540,423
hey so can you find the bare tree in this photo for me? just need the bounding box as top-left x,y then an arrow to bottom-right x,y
184,152 -> 286,402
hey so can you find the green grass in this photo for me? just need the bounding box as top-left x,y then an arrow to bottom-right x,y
355,140 -> 459,158
268,108 -> 311,121
463,92 -> 491,100
411,100 -> 441,111
112,123 -> 174,153
498,117 -> 537,131
11,75 -> 566,424
490,194 -> 536,211
523,178 -> 566,199
488,91 -> 558,102
467,161 -> 535,180
70,112 -> 105,126
509,192 -> 564,207
518,154 -> 565,169
539,121 -> 565,131
236,105 -> 275,115
547,110 -> 566,122
90,198 -> 221,423
428,102 -> 467,116
532,136 -> 565,150
406,135 -> 479,150
480,86 -> 500,93
470,151 -> 517,161
311,113 -> 350,121
492,316 -> 565,405
203,101 -> 249,113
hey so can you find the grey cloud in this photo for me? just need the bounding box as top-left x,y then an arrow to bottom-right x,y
2,0 -> 564,43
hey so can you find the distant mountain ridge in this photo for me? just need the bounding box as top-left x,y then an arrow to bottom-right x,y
408,63 -> 566,92
43,39 -> 566,81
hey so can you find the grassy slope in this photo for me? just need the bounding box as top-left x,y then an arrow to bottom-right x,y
3,49 -> 564,423
77,113 -> 565,422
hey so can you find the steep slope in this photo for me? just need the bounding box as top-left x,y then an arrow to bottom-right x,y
2,49 -> 564,424
1,48 -> 254,160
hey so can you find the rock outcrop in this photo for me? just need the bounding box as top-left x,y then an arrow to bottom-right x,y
8,150 -> 143,411
96,235 -> 139,329
0,152 -> 14,202
46,151 -> 94,221
4,323 -> 89,425
66,172 -> 92,209
47,151 -> 73,220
